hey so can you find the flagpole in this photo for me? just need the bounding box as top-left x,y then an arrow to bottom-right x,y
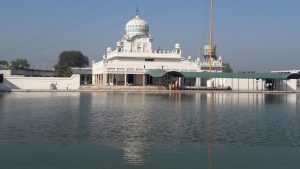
209,0 -> 213,72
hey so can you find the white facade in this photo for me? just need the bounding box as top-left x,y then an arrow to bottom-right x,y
92,12 -> 222,86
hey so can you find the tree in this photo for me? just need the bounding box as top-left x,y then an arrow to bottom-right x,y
54,65 -> 73,77
10,59 -> 30,69
54,51 -> 89,77
222,62 -> 233,73
57,51 -> 89,67
0,60 -> 8,66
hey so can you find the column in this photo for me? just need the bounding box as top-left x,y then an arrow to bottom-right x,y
179,77 -> 181,86
196,78 -> 201,88
103,74 -> 107,85
84,75 -> 87,84
124,74 -> 127,86
143,74 -> 145,86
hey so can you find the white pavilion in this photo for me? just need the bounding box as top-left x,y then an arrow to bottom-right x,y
92,11 -> 223,87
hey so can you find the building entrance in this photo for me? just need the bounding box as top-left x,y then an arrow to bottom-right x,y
127,74 -> 134,85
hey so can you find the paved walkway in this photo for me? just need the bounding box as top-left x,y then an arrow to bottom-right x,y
2,85 -> 300,93
79,85 -> 167,91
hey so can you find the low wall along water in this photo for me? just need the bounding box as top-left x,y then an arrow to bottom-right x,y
0,75 -> 80,91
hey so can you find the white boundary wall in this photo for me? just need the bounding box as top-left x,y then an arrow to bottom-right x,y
274,79 -> 298,91
208,78 -> 298,91
0,75 -> 80,91
229,78 -> 264,91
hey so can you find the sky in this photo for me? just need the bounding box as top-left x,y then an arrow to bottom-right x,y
0,0 -> 299,72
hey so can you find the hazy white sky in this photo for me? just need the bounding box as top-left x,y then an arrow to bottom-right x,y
0,0 -> 299,72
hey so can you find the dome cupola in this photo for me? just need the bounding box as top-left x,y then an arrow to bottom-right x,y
125,9 -> 149,38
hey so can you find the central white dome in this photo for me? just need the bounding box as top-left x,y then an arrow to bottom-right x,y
125,15 -> 149,38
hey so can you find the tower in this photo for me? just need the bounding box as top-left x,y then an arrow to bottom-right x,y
203,45 -> 217,62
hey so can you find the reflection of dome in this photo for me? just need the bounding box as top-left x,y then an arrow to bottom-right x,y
125,15 -> 149,38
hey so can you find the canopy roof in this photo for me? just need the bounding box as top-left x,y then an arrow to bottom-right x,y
146,69 -> 300,79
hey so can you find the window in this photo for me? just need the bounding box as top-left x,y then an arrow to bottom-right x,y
137,46 -> 141,52
145,59 -> 154,62
0,74 -> 3,83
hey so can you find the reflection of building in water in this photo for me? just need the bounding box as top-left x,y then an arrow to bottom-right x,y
119,93 -> 149,165
123,138 -> 149,165
121,95 -> 150,165
205,92 -> 215,169
209,92 -> 266,107
89,93 -> 150,165
168,92 -> 181,103
211,92 -> 299,108
286,94 -> 298,106
264,93 -> 298,109
77,93 -> 92,138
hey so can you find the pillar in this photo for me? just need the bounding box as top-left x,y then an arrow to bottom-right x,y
124,74 -> 127,86
103,74 -> 107,85
99,74 -> 102,84
143,74 -> 145,86
248,78 -> 249,91
100,74 -> 102,84
196,78 -> 201,88
238,78 -> 240,91
179,77 -> 182,87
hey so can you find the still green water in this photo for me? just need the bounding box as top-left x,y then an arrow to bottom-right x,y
0,92 -> 300,169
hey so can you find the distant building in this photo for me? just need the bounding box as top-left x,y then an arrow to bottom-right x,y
270,70 -> 300,74
0,67 -> 54,77
71,67 -> 92,84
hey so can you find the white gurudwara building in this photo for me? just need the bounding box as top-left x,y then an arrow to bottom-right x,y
92,11 -> 223,87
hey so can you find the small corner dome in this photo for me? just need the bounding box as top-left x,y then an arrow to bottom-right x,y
107,47 -> 112,53
175,43 -> 181,49
125,15 -> 149,37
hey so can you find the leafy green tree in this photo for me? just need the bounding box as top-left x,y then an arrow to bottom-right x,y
53,65 -> 73,77
0,60 -> 8,66
223,62 -> 233,72
57,51 -> 89,67
54,51 -> 89,77
10,59 -> 30,69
